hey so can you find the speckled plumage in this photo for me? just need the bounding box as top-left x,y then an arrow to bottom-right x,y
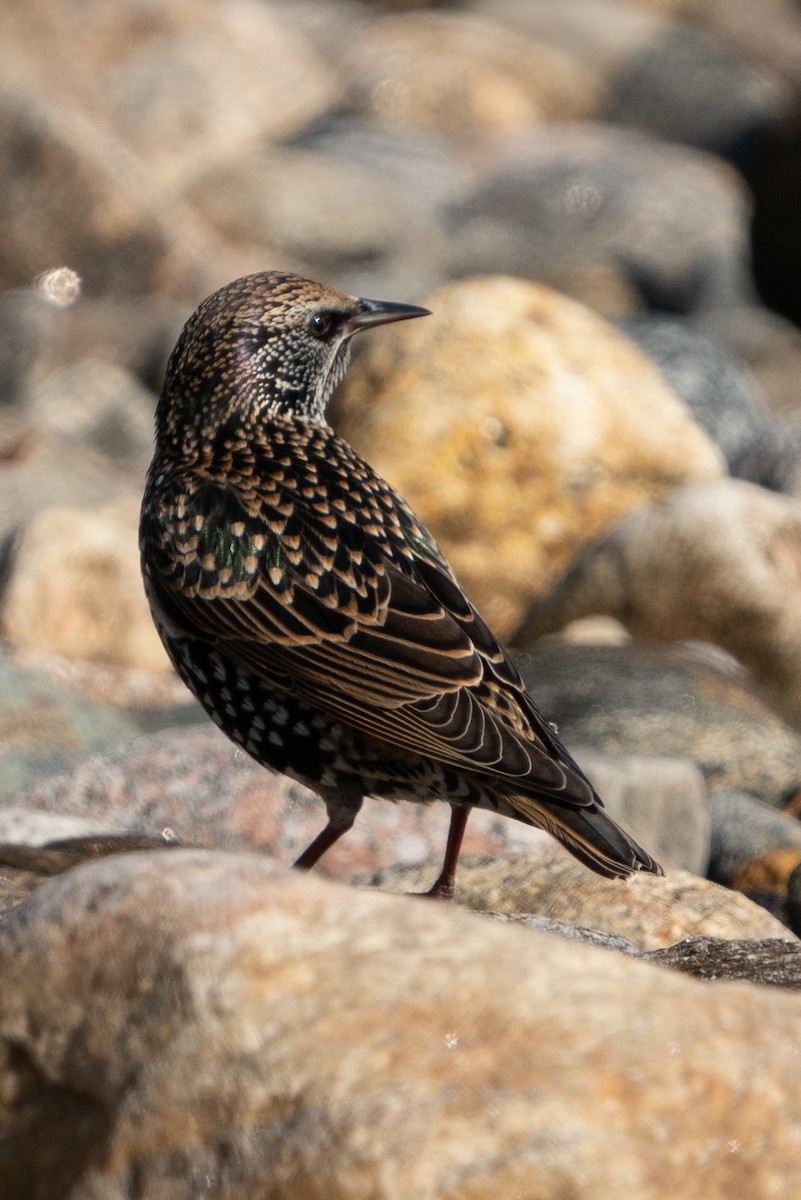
140,271 -> 662,894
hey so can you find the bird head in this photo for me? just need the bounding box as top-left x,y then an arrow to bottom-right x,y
157,272 -> 429,438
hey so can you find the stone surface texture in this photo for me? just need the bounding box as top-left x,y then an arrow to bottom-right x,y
513,479 -> 801,722
335,275 -> 723,634
1,850 -> 801,1200
362,853 -> 790,948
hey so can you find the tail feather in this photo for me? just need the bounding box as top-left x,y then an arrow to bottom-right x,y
506,792 -> 663,879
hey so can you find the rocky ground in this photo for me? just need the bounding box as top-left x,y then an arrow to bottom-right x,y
3,1 -> 801,1197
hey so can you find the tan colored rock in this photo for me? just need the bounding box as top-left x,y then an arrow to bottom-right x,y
672,0 -> 801,89
731,847 -> 801,893
187,146 -> 423,266
1,850 -> 801,1199
0,432 -> 138,547
1,503 -> 169,671
364,853 -> 790,948
335,275 -> 723,634
481,0 -> 665,77
512,478 -> 801,723
106,0 -> 340,190
346,11 -> 599,142
0,80 -> 250,300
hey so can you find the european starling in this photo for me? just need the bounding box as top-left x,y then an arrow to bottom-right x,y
140,271 -> 662,896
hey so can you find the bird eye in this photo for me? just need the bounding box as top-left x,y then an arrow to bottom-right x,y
309,312 -> 335,339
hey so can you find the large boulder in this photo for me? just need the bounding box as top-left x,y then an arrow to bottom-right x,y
335,275 -> 723,635
1,850 -> 800,1199
511,479 -> 801,723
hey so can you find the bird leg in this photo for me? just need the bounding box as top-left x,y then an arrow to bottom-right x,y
293,791 -> 363,871
422,804 -> 470,900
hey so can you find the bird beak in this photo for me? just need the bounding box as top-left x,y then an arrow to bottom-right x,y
343,297 -> 431,336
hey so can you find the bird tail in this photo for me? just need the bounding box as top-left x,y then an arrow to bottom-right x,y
505,791 -> 664,879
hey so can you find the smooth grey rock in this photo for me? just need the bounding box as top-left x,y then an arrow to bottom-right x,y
573,749 -> 710,875
446,123 -> 753,315
605,25 -> 785,169
511,480 -> 801,726
512,640 -> 801,806
618,314 -> 764,468
730,416 -> 801,494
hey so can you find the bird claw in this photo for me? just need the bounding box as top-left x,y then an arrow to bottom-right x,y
412,875 -> 456,901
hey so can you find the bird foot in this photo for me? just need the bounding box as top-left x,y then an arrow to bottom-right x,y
412,874 -> 456,901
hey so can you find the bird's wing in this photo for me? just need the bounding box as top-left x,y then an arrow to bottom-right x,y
142,461 -> 592,801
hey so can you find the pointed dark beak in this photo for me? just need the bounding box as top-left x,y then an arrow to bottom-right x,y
343,296 -> 430,336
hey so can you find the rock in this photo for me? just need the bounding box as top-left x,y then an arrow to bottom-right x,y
572,749 -> 710,875
0,425 -> 142,551
445,123 -> 754,315
708,789 -> 801,885
639,935 -> 801,989
45,292 -> 188,394
604,24 -> 785,168
362,853 -> 790,947
0,80 -> 241,299
0,861 -> 49,921
0,280 -> 185,412
2,723 -> 568,879
105,0 -> 341,190
0,827 -> 179,919
472,0 -> 663,78
186,145 -> 438,279
291,117 -> 474,215
2,714 -> 707,879
0,657 -> 140,799
729,845 -> 801,927
0,637 -> 196,716
0,831 -> 180,877
343,10 -> 598,144
618,314 -> 764,469
697,304 -> 801,420
730,416 -> 801,495
0,807 -> 108,845
787,860 -> 801,936
511,479 -> 801,723
684,0 -> 801,92
512,640 -> 801,806
284,118 -> 473,297
28,357 -> 155,479
3,850 -> 801,1198
0,502 -> 169,670
0,809 -> 130,918
334,275 -> 723,635
500,915 -> 801,989
0,286 -> 57,409
731,847 -> 801,893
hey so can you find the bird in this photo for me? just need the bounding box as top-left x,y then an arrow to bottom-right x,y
140,271 -> 663,897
